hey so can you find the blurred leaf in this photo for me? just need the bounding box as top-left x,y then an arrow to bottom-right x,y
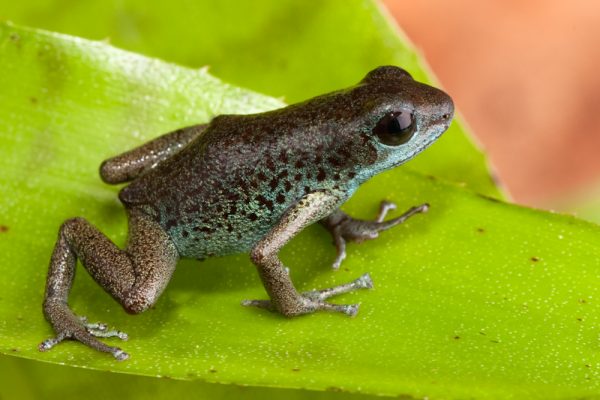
1,23 -> 600,400
578,206 -> 600,225
0,0 -> 501,198
0,355 -> 372,400
561,186 -> 600,225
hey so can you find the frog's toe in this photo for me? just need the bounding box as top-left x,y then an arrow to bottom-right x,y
302,273 -> 373,301
79,316 -> 128,340
73,328 -> 129,361
307,300 -> 360,317
38,333 -> 67,352
346,203 -> 430,242
376,200 -> 397,222
241,299 -> 275,311
299,273 -> 373,316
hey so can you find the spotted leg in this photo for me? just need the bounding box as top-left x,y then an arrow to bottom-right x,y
40,209 -> 179,360
321,201 -> 429,269
243,191 -> 373,317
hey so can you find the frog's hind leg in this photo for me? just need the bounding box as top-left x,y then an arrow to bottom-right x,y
40,210 -> 178,360
321,201 -> 429,269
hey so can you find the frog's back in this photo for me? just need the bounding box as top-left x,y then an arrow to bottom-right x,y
119,98 -> 377,259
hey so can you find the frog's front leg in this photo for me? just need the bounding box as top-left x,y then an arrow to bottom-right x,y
40,210 -> 179,360
321,201 -> 429,269
100,124 -> 207,184
243,191 -> 373,317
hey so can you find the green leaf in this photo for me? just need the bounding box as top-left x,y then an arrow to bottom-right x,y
0,0 -> 500,198
0,355 -> 371,400
2,22 -> 600,400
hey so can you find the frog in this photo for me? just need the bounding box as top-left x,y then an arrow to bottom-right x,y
39,66 -> 454,361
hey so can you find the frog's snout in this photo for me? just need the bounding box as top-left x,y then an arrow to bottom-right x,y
437,94 -> 455,127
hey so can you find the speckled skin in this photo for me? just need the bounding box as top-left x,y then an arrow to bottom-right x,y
40,66 -> 454,360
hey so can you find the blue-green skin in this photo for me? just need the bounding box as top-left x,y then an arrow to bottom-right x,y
119,66 -> 453,259
41,66 -> 454,360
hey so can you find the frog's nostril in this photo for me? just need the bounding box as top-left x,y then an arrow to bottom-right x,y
442,113 -> 450,120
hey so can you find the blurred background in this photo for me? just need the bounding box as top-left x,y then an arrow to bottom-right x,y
384,0 -> 600,209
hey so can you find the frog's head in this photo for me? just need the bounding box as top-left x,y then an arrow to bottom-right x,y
351,65 -> 454,178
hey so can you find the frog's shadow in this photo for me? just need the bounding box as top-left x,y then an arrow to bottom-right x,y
169,256 -> 254,294
128,230 -> 336,339
166,225 -> 334,296
97,200 -> 256,295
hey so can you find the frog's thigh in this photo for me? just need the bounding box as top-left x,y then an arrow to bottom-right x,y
46,211 -> 178,315
122,209 -> 179,313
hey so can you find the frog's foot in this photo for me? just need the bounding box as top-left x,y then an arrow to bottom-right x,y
39,304 -> 129,361
242,273 -> 373,317
322,201 -> 429,270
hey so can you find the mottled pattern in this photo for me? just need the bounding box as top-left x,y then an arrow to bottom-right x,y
120,113 -> 373,258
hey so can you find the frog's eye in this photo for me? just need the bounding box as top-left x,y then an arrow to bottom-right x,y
373,111 -> 415,146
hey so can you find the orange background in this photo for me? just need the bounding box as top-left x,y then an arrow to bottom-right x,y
384,0 -> 600,208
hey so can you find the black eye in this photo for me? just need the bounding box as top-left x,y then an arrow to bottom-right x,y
373,111 -> 415,146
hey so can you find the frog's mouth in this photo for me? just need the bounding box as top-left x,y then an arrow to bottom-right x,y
423,115 -> 453,146
406,113 -> 454,160
434,114 -> 453,135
